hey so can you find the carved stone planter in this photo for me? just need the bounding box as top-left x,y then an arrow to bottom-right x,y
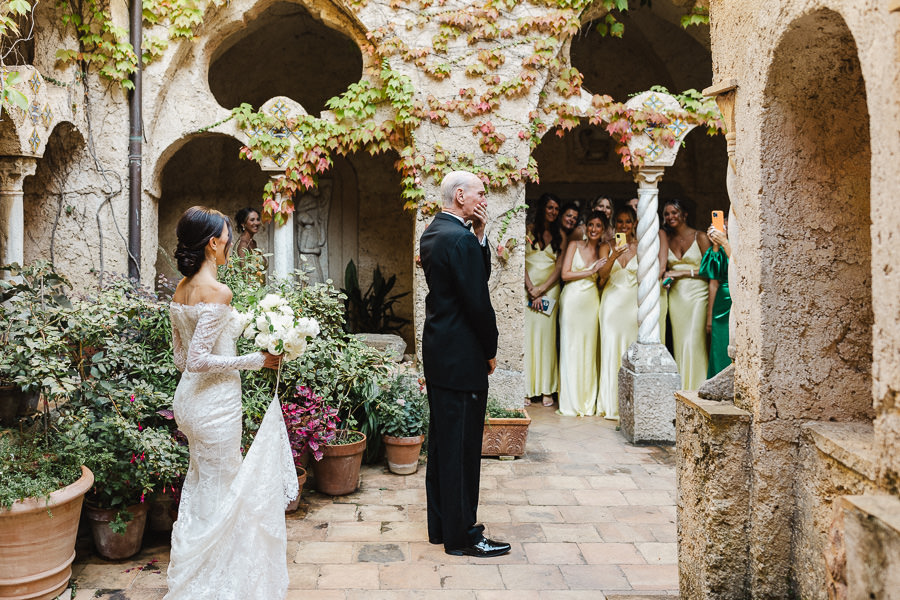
481,409 -> 531,458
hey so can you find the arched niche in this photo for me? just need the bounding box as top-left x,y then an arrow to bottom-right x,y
759,8 -> 873,422
571,4 -> 712,102
156,134 -> 270,283
207,1 -> 363,113
23,122 -> 86,268
330,150 -> 414,347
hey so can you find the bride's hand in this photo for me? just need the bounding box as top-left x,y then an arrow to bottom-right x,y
262,352 -> 283,370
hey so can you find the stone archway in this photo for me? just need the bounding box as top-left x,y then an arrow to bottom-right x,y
752,8 -> 873,596
207,1 -> 363,114
156,134 -> 270,284
22,122 -> 87,271
531,2 -> 727,229
760,8 -> 873,425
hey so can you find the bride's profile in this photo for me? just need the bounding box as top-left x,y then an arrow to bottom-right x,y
165,206 -> 297,599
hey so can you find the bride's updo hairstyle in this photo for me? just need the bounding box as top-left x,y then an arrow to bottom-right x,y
174,206 -> 233,277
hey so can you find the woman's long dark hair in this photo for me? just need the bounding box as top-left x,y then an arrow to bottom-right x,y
174,206 -> 233,277
235,207 -> 259,233
531,193 -> 563,253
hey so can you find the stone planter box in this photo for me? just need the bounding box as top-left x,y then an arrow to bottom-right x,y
481,409 -> 531,458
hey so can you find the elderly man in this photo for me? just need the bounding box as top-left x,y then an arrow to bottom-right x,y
419,170 -> 510,558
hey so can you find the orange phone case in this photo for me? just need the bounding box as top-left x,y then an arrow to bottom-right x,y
711,211 -> 725,232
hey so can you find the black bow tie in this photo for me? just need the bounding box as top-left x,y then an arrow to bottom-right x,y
465,221 -> 473,230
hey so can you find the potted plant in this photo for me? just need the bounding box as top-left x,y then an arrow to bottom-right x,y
58,382 -> 187,559
0,429 -> 92,600
0,264 -> 95,600
375,373 -> 429,474
281,386 -> 338,511
482,399 -> 531,458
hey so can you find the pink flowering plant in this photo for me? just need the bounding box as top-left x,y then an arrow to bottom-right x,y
282,385 -> 338,464
374,374 -> 429,439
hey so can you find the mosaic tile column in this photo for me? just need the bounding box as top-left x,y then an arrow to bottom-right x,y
0,157 -> 37,278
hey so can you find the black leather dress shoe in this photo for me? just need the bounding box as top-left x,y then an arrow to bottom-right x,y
445,538 -> 511,558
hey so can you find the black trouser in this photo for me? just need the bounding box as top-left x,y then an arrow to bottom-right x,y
425,384 -> 487,551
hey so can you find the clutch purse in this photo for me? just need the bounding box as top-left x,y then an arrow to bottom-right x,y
527,296 -> 556,316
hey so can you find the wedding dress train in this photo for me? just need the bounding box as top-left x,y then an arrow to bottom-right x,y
165,302 -> 298,600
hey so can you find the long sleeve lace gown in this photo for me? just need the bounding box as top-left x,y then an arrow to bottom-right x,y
165,302 -> 298,600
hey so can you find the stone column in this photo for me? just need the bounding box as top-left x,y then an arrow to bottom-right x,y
618,166 -> 680,444
268,179 -> 294,280
0,157 -> 38,277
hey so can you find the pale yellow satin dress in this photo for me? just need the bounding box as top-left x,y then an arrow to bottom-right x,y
597,255 -> 639,420
525,240 -> 560,397
558,248 -> 600,416
667,240 -> 709,389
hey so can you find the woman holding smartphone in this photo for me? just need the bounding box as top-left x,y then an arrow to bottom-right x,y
524,193 -> 565,408
662,199 -> 711,390
701,217 -> 732,377
596,207 -> 639,420
558,211 -> 608,416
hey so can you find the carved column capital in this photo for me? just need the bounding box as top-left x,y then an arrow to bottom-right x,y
0,157 -> 37,193
634,165 -> 665,188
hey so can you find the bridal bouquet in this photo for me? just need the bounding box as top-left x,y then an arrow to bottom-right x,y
241,293 -> 320,362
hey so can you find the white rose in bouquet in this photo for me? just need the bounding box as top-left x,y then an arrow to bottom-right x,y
241,293 -> 320,363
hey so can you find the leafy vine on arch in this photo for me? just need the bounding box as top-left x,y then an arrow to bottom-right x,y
230,0 -> 721,222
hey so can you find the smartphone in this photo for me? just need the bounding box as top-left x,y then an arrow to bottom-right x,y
615,233 -> 627,248
661,277 -> 673,287
711,210 -> 725,233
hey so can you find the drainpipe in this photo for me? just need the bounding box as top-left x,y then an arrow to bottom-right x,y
127,0 -> 142,281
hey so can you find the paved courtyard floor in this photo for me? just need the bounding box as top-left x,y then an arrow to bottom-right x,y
71,407 -> 679,599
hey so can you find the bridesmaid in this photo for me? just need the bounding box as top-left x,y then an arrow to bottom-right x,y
592,196 -> 615,242
524,194 -> 565,408
701,220 -> 732,377
662,199 -> 711,390
558,211 -> 608,417
596,207 -> 639,421
559,201 -> 584,247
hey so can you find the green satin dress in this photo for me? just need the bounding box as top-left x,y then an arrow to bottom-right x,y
597,254 -> 638,420
524,238 -> 560,397
700,246 -> 731,378
558,248 -> 600,416
667,240 -> 709,390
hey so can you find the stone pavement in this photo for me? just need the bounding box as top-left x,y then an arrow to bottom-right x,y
71,407 -> 679,599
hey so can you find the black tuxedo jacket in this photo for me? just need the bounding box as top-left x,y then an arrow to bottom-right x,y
420,212 -> 499,391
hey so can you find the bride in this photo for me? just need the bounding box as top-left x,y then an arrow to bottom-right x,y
166,206 -> 297,599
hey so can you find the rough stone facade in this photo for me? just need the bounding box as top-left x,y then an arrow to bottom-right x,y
676,0 -> 900,597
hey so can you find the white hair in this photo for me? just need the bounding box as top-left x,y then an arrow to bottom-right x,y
441,170 -> 478,207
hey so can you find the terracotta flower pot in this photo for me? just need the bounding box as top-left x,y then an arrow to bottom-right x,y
382,434 -> 425,475
285,467 -> 308,513
310,431 -> 366,496
147,492 -> 175,532
482,408 -> 531,458
0,465 -> 94,600
84,502 -> 150,560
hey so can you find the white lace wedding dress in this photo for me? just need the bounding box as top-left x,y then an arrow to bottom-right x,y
165,302 -> 298,600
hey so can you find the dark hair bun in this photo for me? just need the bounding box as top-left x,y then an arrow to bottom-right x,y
174,206 -> 232,278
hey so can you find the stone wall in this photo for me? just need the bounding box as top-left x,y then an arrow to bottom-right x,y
675,1 -> 900,597
795,423 -> 879,600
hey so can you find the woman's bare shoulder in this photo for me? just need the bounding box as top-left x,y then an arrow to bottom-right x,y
173,279 -> 232,306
